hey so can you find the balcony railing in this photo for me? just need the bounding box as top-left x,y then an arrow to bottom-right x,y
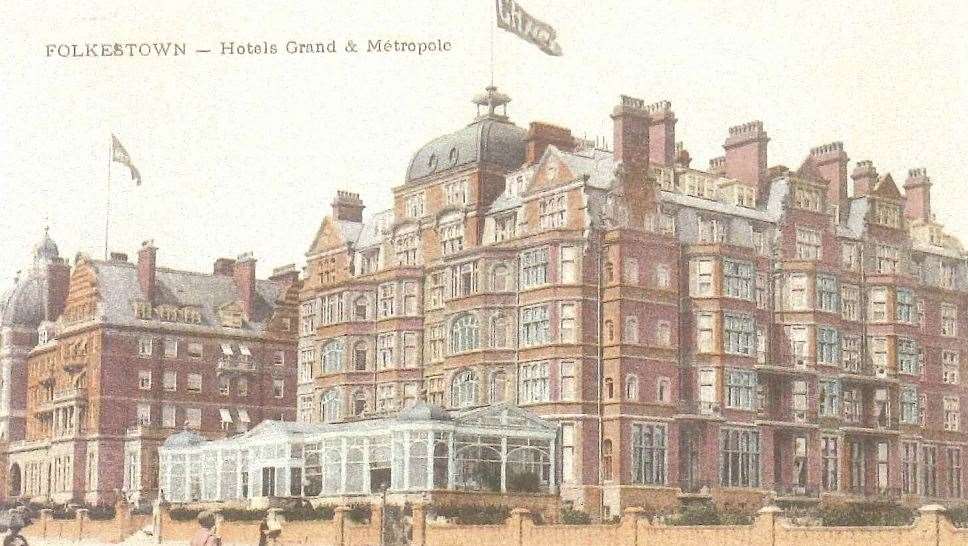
216,359 -> 259,373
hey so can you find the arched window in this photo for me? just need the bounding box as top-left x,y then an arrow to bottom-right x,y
605,320 -> 614,341
602,440 -> 613,481
353,296 -> 368,320
604,377 -> 614,399
319,388 -> 340,423
353,341 -> 368,371
321,341 -> 343,374
490,313 -> 508,348
489,370 -> 507,403
655,264 -> 671,289
656,321 -> 671,347
604,262 -> 614,282
450,314 -> 479,353
352,389 -> 368,416
624,316 -> 639,343
450,369 -> 479,408
625,375 -> 639,401
491,264 -> 509,292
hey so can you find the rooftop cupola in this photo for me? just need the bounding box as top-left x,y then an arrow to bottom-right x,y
472,85 -> 511,122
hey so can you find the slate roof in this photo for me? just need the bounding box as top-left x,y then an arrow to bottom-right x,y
89,260 -> 284,333
406,117 -> 527,183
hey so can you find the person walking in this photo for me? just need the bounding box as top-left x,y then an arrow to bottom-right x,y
190,511 -> 220,546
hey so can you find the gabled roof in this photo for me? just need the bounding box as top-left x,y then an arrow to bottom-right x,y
455,402 -> 557,433
872,173 -> 902,199
306,216 -> 362,256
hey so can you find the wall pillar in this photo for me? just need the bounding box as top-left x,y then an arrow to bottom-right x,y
411,502 -> 427,546
506,508 -> 532,546
152,497 -> 169,544
753,505 -> 782,546
334,505 -> 349,546
75,507 -> 88,542
621,507 -> 645,546
915,504 -> 946,545
39,508 -> 53,540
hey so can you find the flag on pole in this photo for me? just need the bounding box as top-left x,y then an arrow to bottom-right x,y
111,134 -> 142,185
495,0 -> 563,56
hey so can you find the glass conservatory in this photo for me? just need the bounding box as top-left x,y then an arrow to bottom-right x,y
157,402 -> 559,503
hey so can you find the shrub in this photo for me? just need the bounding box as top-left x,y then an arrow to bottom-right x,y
434,504 -> 509,525
87,505 -> 117,521
283,504 -> 335,522
346,503 -> 371,524
948,504 -> 968,528
506,472 -> 542,493
816,500 -> 914,527
219,508 -> 267,522
671,503 -> 721,526
169,508 -> 202,522
559,507 -> 591,525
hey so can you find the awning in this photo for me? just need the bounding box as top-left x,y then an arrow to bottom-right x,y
221,343 -> 234,356
239,344 -> 252,356
219,408 -> 233,423
238,409 -> 251,423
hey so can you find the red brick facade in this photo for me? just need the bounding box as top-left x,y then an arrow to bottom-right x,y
298,88 -> 968,517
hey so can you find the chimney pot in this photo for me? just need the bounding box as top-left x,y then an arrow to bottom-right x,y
723,120 -> 769,198
331,191 -> 365,223
645,100 -> 677,166
610,95 -> 649,167
525,122 -> 575,164
137,242 -> 157,303
233,253 -> 257,320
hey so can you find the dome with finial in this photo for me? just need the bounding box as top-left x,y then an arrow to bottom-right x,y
32,226 -> 60,268
405,86 -> 527,183
0,228 -> 63,328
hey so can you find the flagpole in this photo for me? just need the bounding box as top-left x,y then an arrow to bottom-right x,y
105,142 -> 111,260
490,0 -> 495,86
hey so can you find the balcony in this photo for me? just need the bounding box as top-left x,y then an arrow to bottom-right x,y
676,401 -> 724,420
755,407 -> 817,428
755,353 -> 816,375
216,358 -> 260,374
34,388 -> 88,414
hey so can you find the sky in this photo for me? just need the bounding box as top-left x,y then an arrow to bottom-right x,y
1,1 -> 967,285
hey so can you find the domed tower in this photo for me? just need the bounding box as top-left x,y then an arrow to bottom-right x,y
0,228 -> 70,446
399,86 -> 528,257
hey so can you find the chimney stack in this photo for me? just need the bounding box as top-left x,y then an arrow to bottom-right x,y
709,156 -> 727,176
213,257 -> 236,276
269,263 -> 300,286
525,122 -> 575,164
645,100 -> 677,166
809,141 -> 849,219
331,191 -> 364,223
903,168 -> 932,223
233,252 -> 257,320
724,121 -> 769,196
610,95 -> 650,168
137,240 -> 157,303
45,258 -> 70,321
851,160 -> 878,196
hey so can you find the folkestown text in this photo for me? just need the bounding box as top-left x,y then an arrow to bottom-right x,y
45,39 -> 454,58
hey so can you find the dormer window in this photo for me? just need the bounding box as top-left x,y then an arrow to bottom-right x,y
444,178 -> 467,206
793,186 -> 824,213
539,193 -> 566,229
872,201 -> 901,228
404,193 -> 425,218
494,212 -> 517,242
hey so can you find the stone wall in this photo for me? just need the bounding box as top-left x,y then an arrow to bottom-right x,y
17,501 -> 968,545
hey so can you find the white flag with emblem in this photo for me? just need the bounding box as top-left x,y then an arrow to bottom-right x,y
495,0 -> 563,56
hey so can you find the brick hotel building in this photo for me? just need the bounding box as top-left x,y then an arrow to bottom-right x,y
3,243 -> 300,505
298,87 -> 968,517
